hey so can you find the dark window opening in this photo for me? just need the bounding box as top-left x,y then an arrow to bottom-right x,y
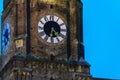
50,77 -> 54,80
50,4 -> 54,9
50,54 -> 54,61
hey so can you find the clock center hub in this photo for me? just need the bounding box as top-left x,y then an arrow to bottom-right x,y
44,21 -> 60,37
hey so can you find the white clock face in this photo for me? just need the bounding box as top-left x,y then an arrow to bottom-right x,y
38,15 -> 67,43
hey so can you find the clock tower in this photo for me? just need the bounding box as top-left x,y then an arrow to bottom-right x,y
0,0 -> 92,80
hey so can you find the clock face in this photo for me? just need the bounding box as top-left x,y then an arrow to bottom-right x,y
38,15 -> 67,43
2,23 -> 10,53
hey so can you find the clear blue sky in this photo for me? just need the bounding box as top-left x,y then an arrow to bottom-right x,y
82,0 -> 120,79
0,0 -> 120,79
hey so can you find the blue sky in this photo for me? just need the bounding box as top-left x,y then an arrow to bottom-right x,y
82,0 -> 120,79
0,0 -> 120,79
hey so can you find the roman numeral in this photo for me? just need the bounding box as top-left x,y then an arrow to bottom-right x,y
39,31 -> 45,36
38,26 -> 44,30
61,29 -> 67,32
51,37 -> 54,43
59,23 -> 64,26
40,20 -> 44,25
56,37 -> 60,42
44,16 -> 49,22
56,17 -> 59,22
57,37 -> 63,42
59,33 -> 65,38
44,35 -> 49,41
50,15 -> 54,21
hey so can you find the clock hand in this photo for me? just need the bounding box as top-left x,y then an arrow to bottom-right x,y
52,27 -> 59,37
54,31 -> 58,36
50,27 -> 54,37
50,27 -> 58,37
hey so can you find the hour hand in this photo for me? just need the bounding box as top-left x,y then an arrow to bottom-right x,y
50,33 -> 53,37
55,32 -> 58,36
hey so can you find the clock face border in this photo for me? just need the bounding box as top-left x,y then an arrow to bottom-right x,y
2,22 -> 11,53
38,15 -> 67,44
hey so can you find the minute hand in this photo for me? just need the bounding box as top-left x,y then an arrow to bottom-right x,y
50,27 -> 58,37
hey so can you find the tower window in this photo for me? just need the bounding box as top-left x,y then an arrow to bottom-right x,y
50,4 -> 54,9
50,77 -> 54,80
50,54 -> 54,61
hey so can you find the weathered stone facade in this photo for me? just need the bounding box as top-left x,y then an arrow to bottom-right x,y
0,0 -> 92,80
